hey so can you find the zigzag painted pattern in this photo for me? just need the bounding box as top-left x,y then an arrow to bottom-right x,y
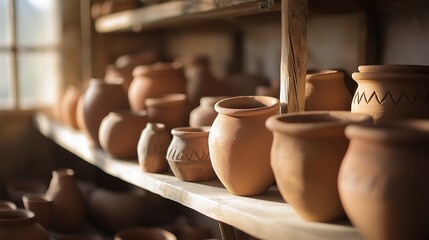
353,90 -> 429,105
167,148 -> 210,161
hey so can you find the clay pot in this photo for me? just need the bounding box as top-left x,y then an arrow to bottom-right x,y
60,85 -> 82,129
166,127 -> 216,182
266,111 -> 372,222
128,62 -> 186,112
0,201 -> 17,210
114,227 -> 177,240
209,96 -> 280,196
137,123 -> 171,173
189,96 -> 228,127
305,70 -> 352,111
5,178 -> 47,207
81,79 -> 130,146
22,194 -> 53,230
351,65 -> 429,123
46,169 -> 87,233
338,121 -> 429,240
145,94 -> 189,130
99,110 -> 149,159
0,209 -> 49,240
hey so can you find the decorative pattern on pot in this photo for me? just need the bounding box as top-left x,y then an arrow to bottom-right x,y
265,111 -> 373,222
99,110 -> 148,159
209,96 -> 280,196
166,127 -> 216,182
137,123 -> 171,173
338,121 -> 429,240
0,209 -> 49,240
128,62 -> 186,112
189,96 -> 228,127
145,93 -> 189,130
351,65 -> 429,123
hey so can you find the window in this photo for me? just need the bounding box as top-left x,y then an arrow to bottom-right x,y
0,0 -> 61,109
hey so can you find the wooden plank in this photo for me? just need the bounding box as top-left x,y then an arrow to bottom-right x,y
34,113 -> 361,240
280,0 -> 307,113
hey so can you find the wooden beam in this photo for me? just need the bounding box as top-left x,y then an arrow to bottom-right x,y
280,0 -> 307,113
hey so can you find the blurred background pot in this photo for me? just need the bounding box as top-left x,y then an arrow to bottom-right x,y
189,96 -> 228,127
145,94 -> 189,130
60,85 -> 82,129
23,193 -> 53,230
0,201 -> 16,210
0,209 -> 49,240
114,227 -> 176,240
5,178 -> 47,207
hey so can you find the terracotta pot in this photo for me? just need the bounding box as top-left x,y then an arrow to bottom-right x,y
60,85 -> 82,129
99,110 -> 149,159
166,127 -> 216,182
145,94 -> 189,130
351,65 -> 429,123
5,178 -> 47,207
209,96 -> 280,196
137,123 -> 171,173
46,169 -> 87,233
22,194 -> 53,230
128,62 -> 186,112
0,201 -> 17,210
114,227 -> 177,240
0,209 -> 49,240
305,70 -> 351,111
266,111 -> 372,222
338,121 -> 429,240
189,96 -> 228,127
81,79 -> 130,146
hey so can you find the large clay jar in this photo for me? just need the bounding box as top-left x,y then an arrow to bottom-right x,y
137,123 -> 171,173
351,65 -> 429,123
81,79 -> 130,146
46,169 -> 86,233
265,111 -> 372,222
128,62 -> 186,112
305,70 -> 352,111
99,110 -> 148,159
209,96 -> 280,196
189,96 -> 228,127
114,227 -> 176,240
145,94 -> 189,130
166,127 -> 216,182
60,85 -> 82,129
338,121 -> 429,240
0,209 -> 49,240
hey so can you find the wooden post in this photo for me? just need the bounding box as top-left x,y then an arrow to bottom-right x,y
280,0 -> 307,113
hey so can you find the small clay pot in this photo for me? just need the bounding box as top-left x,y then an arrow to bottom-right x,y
99,110 -> 149,159
339,121 -> 429,240
145,94 -> 189,130
189,96 -> 228,127
0,209 -> 49,240
0,201 -> 17,210
209,96 -> 280,196
166,127 -> 216,182
22,194 -> 53,230
137,123 -> 171,173
60,85 -> 82,129
5,178 -> 47,207
266,111 -> 373,222
114,227 -> 177,240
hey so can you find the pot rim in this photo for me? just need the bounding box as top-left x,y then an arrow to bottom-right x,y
52,168 -> 75,178
144,122 -> 167,132
266,111 -> 373,136
22,193 -> 53,203
145,93 -> 187,107
306,70 -> 343,80
107,110 -> 147,119
215,96 -> 280,117
352,72 -> 429,81
0,201 -> 17,210
171,126 -> 210,138
358,64 -> 429,73
132,62 -> 183,77
0,209 -> 35,227
114,227 -> 177,240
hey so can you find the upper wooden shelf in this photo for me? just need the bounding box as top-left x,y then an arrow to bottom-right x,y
34,113 -> 361,240
95,0 -> 281,33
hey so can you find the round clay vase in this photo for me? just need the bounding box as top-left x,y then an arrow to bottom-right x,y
265,111 -> 373,222
60,85 -> 82,129
145,94 -> 189,130
209,96 -> 280,196
351,65 -> 429,123
99,110 -> 149,159
338,121 -> 429,240
189,96 -> 228,127
22,194 -> 53,230
46,169 -> 87,233
128,62 -> 186,112
305,70 -> 352,111
0,209 -> 49,240
81,79 -> 130,146
137,123 -> 171,173
166,127 -> 216,182
0,201 -> 16,210
114,227 -> 177,240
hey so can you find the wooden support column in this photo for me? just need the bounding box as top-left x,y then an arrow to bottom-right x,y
280,0 -> 307,113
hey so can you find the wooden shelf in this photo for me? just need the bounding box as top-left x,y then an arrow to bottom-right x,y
34,113 -> 361,240
95,0 -> 281,33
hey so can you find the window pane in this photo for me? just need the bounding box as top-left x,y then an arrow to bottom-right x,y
0,0 -> 9,45
16,0 -> 60,46
18,51 -> 59,108
0,53 -> 12,108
